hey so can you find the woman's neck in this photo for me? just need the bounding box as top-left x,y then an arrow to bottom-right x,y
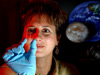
36,53 -> 53,75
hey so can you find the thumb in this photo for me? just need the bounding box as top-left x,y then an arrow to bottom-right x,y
30,39 -> 37,56
28,39 -> 37,63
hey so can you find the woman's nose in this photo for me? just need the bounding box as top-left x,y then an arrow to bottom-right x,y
34,28 -> 43,41
35,32 -> 43,41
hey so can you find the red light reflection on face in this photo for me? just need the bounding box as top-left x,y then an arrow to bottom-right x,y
31,28 -> 39,39
27,28 -> 39,39
22,25 -> 39,40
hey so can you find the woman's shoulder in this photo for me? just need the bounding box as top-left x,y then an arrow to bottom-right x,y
55,59 -> 80,75
0,63 -> 17,75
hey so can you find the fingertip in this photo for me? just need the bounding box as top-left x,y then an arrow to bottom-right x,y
24,38 -> 27,43
33,39 -> 37,44
31,39 -> 37,49
21,38 -> 27,46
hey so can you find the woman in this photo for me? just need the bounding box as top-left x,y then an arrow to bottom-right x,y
0,1 -> 80,75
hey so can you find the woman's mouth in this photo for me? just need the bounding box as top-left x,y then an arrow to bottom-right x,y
37,45 -> 44,49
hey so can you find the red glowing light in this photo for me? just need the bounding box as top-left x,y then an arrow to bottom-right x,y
22,25 -> 39,40
31,28 -> 39,39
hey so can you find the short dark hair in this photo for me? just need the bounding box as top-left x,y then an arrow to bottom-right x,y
20,1 -> 68,36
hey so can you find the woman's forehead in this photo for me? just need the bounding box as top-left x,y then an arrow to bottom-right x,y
24,15 -> 54,27
26,14 -> 53,25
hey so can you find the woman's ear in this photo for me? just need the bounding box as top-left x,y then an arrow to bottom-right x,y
56,34 -> 61,45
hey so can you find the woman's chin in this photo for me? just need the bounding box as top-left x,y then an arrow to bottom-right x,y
35,51 -> 44,57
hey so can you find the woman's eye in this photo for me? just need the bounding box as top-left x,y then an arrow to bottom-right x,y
42,29 -> 50,33
27,29 -> 36,34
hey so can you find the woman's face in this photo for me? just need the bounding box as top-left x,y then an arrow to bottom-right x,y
22,15 -> 58,57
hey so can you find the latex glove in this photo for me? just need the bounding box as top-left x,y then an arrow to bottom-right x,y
3,38 -> 37,75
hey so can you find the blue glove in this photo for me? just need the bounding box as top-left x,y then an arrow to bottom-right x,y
3,38 -> 37,75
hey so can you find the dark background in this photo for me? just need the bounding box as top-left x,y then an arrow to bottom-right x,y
0,0 -> 100,75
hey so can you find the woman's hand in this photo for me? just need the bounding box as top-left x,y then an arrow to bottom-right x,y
2,38 -> 37,75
